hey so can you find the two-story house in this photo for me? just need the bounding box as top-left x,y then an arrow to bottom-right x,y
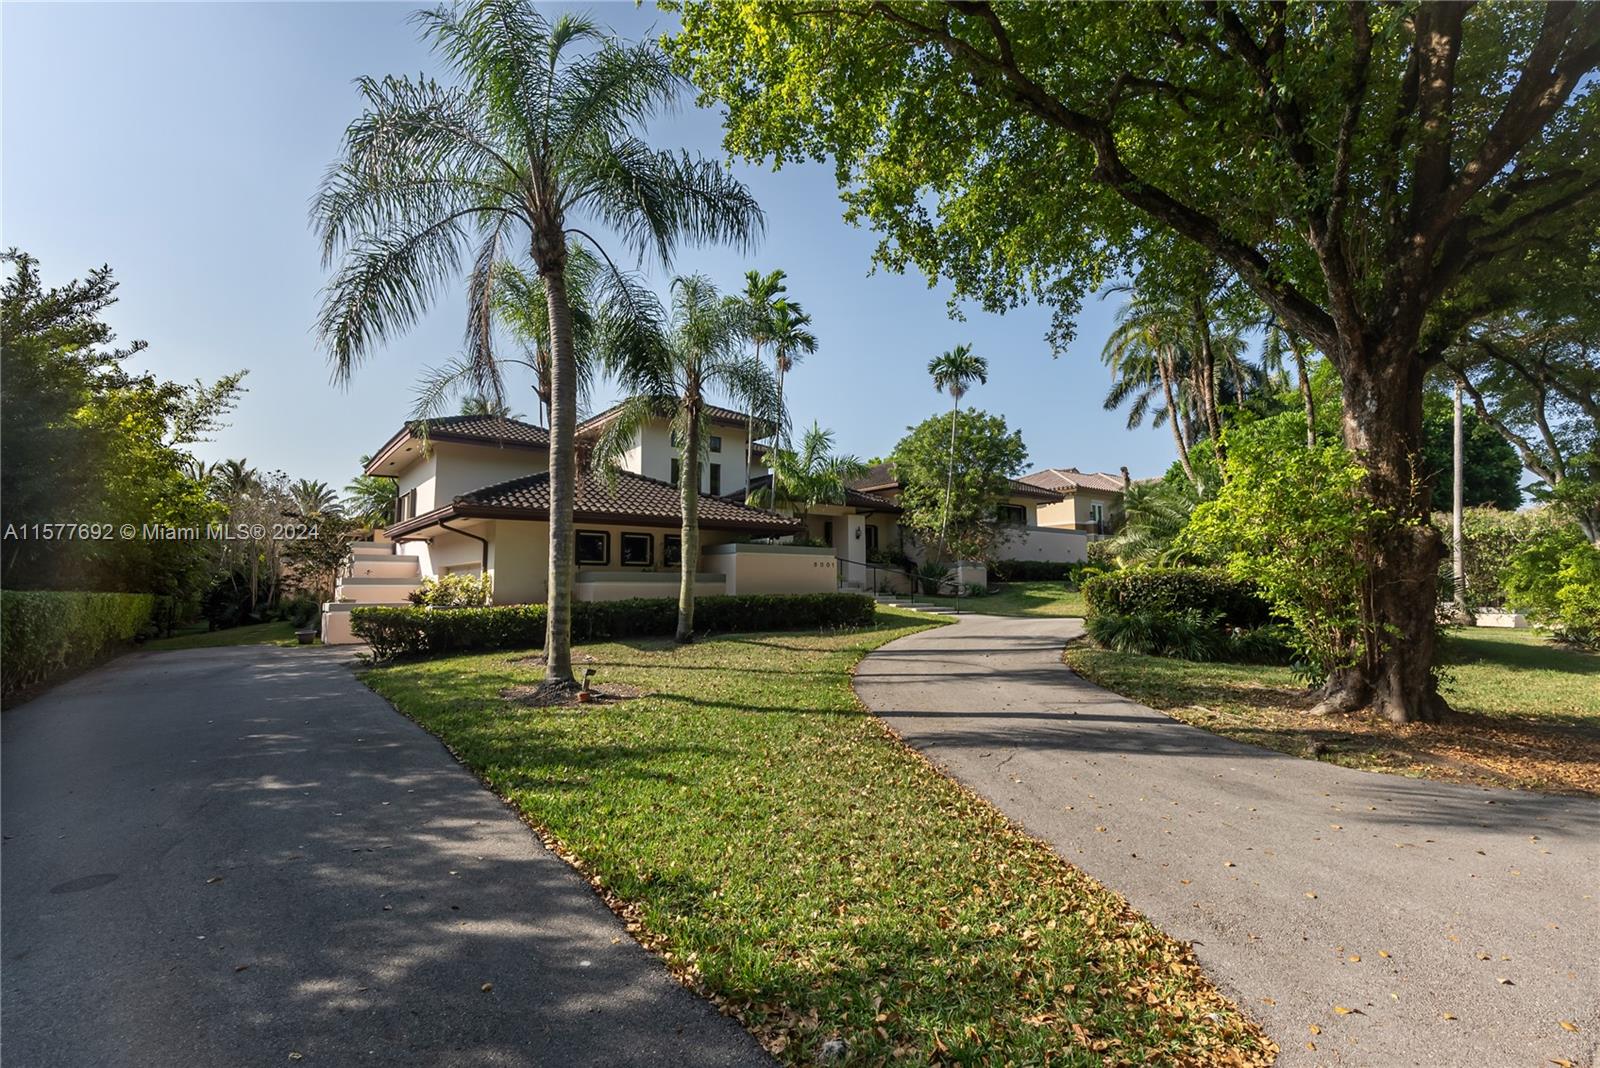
1019,467 -> 1132,535
323,411 -> 831,642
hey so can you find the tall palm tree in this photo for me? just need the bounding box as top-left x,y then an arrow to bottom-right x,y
289,478 -> 342,517
769,300 -> 817,438
213,459 -> 261,503
737,268 -> 787,493
592,275 -> 779,642
927,344 -> 988,554
313,2 -> 762,686
1101,296 -> 1201,487
748,421 -> 867,528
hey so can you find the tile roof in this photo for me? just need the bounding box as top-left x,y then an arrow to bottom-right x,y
1020,467 -> 1130,494
577,400 -> 775,438
731,475 -> 902,513
366,415 -> 550,474
387,468 -> 801,536
848,462 -> 1063,501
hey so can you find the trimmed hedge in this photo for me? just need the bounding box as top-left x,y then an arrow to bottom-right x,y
989,560 -> 1109,585
352,592 -> 878,661
2,590 -> 157,700
1081,567 -> 1271,628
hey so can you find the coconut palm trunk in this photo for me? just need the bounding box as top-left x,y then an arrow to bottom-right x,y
543,268 -> 578,677
940,391 -> 960,553
678,398 -> 702,642
1160,350 -> 1200,488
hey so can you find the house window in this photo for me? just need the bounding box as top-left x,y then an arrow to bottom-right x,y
670,458 -> 680,486
1088,502 -> 1105,531
823,520 -> 834,547
865,524 -> 879,552
709,463 -> 722,496
620,532 -> 653,567
575,530 -> 609,566
997,504 -> 1027,526
663,535 -> 682,567
709,434 -> 722,453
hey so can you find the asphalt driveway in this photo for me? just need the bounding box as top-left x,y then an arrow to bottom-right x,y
2,645 -> 770,1068
854,614 -> 1599,1067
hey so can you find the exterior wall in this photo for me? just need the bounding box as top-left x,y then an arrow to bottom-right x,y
701,543 -> 838,595
996,525 -> 1090,563
390,527 -> 485,590
1035,491 -> 1123,532
574,571 -> 727,601
625,418 -> 758,496
391,442 -> 547,518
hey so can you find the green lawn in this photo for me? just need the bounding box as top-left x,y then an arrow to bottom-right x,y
362,608 -> 1270,1066
1066,626 -> 1599,796
922,580 -> 1088,617
143,620 -> 301,651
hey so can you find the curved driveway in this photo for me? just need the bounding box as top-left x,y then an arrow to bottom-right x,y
854,614 -> 1599,1067
2,645 -> 769,1068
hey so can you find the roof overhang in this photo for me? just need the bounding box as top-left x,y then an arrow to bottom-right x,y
387,501 -> 801,539
364,429 -> 550,476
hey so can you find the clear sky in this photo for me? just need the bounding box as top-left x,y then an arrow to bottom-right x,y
3,1 -> 1175,490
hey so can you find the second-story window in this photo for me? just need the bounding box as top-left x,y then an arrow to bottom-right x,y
709,463 -> 722,496
670,458 -> 680,487
709,434 -> 722,453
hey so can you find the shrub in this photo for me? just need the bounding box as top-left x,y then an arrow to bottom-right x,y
990,560 -> 1073,581
1180,431 -> 1377,678
1085,608 -> 1226,660
1081,567 -> 1270,628
282,593 -> 322,629
1432,507 -> 1562,609
1503,526 -> 1600,647
352,592 -> 878,661
408,572 -> 493,608
1085,540 -> 1117,567
2,590 -> 156,699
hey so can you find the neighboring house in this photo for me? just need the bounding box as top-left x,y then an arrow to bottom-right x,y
323,412 -> 828,643
727,472 -> 906,587
1020,467 -> 1132,535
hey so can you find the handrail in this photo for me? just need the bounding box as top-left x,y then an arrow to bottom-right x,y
834,555 -> 913,596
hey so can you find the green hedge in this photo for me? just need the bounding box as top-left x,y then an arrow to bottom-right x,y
2,590 -> 157,699
989,560 -> 1110,584
353,592 -> 878,661
1081,567 -> 1271,628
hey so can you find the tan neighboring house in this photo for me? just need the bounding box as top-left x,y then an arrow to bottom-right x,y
1020,467 -> 1132,535
322,412 -> 826,643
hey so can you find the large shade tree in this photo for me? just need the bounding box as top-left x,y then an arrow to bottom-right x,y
315,0 -> 762,686
671,1 -> 1600,722
591,275 -> 780,642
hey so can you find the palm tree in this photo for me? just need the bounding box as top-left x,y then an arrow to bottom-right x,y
737,269 -> 787,493
749,421 -> 867,528
345,461 -> 400,530
289,478 -> 342,517
1101,479 -> 1201,566
592,275 -> 779,642
313,1 -> 762,686
927,344 -> 988,554
769,300 -> 817,439
213,459 -> 261,503
1262,320 -> 1317,447
1101,296 -> 1201,487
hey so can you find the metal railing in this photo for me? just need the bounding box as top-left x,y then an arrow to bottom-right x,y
835,556 -> 915,597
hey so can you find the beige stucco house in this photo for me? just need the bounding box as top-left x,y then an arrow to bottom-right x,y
1019,467 -> 1131,535
322,412 -> 828,642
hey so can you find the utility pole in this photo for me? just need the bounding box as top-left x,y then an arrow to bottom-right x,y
1452,382 -> 1469,621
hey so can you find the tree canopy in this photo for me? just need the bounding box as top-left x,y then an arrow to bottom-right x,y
890,408 -> 1027,561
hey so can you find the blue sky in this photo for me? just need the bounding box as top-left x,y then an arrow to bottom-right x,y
3,1 -> 1174,490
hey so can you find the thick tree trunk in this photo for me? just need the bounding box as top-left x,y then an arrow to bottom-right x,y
1315,350 -> 1450,724
678,402 -> 701,643
543,267 -> 577,685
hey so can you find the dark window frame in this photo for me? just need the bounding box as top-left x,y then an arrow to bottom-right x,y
709,463 -> 722,496
997,503 -> 1027,527
663,534 -> 683,567
669,458 -> 680,486
575,529 -> 610,566
709,434 -> 722,453
864,523 -> 880,551
620,531 -> 653,567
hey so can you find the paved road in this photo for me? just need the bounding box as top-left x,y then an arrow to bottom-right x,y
2,646 -> 770,1068
854,615 -> 1600,1067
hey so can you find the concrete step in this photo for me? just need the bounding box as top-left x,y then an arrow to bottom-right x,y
334,576 -> 422,602
345,557 -> 422,580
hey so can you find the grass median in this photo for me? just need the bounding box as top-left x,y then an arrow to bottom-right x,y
362,607 -> 1272,1066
